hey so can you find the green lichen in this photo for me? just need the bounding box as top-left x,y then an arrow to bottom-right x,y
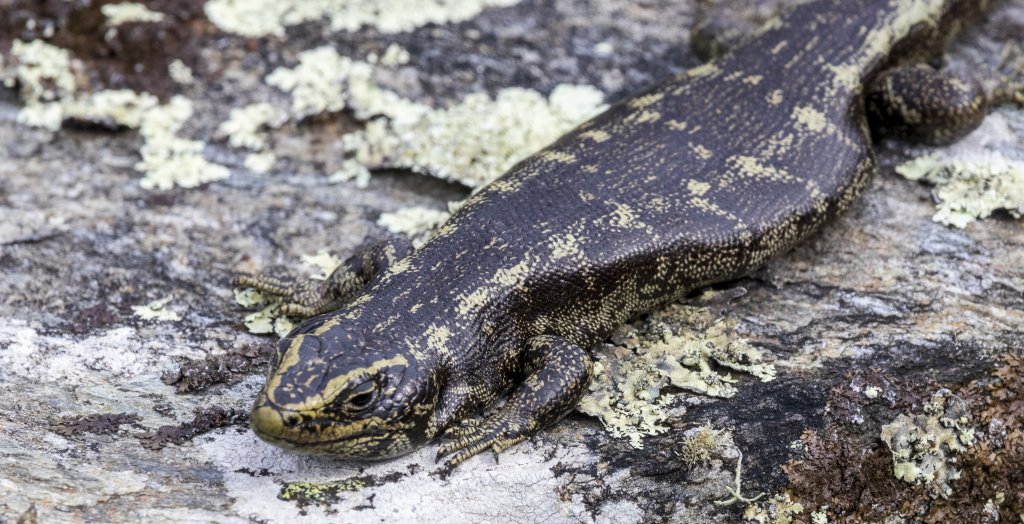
278,478 -> 365,509
880,388 -> 976,499
897,153 -> 1024,228
204,0 -> 522,37
235,251 -> 342,336
578,291 -> 775,447
743,492 -> 805,524
377,207 -> 452,247
131,297 -> 181,322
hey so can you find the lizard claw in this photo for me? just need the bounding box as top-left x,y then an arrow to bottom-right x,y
232,272 -> 336,318
435,416 -> 529,469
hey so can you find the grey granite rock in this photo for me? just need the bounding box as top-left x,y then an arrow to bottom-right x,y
0,0 -> 1021,522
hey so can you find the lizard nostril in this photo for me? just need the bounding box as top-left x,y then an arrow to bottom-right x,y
284,414 -> 301,427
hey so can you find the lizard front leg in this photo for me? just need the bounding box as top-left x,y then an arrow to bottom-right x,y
436,335 -> 593,468
234,236 -> 412,318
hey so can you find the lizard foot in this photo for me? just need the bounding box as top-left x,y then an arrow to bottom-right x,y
232,273 -> 340,318
435,415 -> 530,468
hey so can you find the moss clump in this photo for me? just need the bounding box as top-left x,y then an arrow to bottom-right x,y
278,478 -> 366,510
773,355 -> 1024,522
677,423 -> 725,467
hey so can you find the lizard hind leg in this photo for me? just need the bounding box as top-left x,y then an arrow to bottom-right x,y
866,63 -> 988,146
436,335 -> 593,468
233,236 -> 412,318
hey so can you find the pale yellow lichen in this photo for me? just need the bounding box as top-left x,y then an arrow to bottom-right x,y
300,250 -> 343,280
217,102 -> 283,150
743,492 -> 805,524
350,84 -> 606,187
204,0 -> 522,38
578,292 -> 775,447
377,207 -> 452,247
168,59 -> 194,85
9,39 -> 77,130
896,153 -> 1024,228
244,152 -> 276,174
101,3 -> 166,26
328,159 -> 373,188
63,89 -> 160,128
136,96 -> 231,190
880,388 -> 976,499
895,114 -> 1024,228
131,297 -> 181,322
371,44 -> 411,66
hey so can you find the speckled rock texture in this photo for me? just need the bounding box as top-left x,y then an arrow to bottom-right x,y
0,1 -> 1022,523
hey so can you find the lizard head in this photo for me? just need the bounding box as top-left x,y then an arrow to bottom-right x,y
250,320 -> 442,460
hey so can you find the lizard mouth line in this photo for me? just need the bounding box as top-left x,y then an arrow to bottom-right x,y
251,422 -> 384,448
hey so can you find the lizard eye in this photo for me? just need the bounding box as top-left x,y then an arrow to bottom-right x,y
345,381 -> 377,412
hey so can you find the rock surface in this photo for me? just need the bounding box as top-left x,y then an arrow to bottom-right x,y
0,0 -> 1022,523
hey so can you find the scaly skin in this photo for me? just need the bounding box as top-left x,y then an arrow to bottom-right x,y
239,0 -> 997,468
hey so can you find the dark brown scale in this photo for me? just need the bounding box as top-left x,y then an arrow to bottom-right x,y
237,0 -> 997,468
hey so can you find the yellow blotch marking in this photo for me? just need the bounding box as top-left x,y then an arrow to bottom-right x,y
793,105 -> 827,133
609,202 -> 646,229
764,132 -> 794,156
727,155 -> 795,183
687,63 -> 720,78
583,164 -> 599,174
768,89 -> 784,105
666,120 -> 688,131
625,110 -> 661,125
425,324 -> 453,355
827,63 -> 861,91
725,70 -> 745,82
269,354 -> 408,410
456,288 -> 490,316
771,41 -> 788,54
690,197 -> 741,224
493,259 -> 530,287
549,233 -> 582,260
540,151 -> 577,164
689,143 -> 713,160
628,92 -> 664,109
687,179 -> 711,196
580,129 -> 611,142
385,258 -> 412,277
410,303 -> 423,313
490,178 -> 522,193
742,75 -> 763,86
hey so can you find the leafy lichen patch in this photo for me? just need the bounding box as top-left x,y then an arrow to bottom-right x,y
7,39 -> 77,130
895,115 -> 1024,228
136,96 -> 231,190
63,89 -> 160,128
216,102 -> 285,151
204,0 -> 522,38
278,478 -> 366,511
350,84 -> 607,188
377,207 -> 452,247
131,296 -> 182,322
101,3 -> 166,26
743,492 -> 805,524
578,292 -> 775,447
880,388 -> 976,499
